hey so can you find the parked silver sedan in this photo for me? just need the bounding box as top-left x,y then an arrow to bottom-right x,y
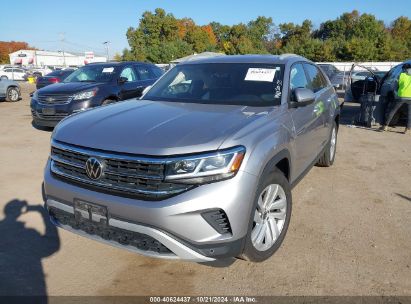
0,78 -> 21,102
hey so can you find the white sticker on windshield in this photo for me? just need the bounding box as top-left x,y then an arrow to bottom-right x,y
245,68 -> 276,82
102,67 -> 114,73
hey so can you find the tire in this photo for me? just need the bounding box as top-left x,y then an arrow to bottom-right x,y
317,121 -> 337,167
239,169 -> 292,262
6,87 -> 20,102
102,99 -> 116,105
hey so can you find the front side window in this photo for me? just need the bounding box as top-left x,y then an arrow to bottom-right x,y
120,67 -> 137,82
64,65 -> 118,83
304,64 -> 327,93
145,63 -> 284,107
290,63 -> 309,91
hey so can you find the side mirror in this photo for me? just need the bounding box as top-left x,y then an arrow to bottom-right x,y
118,76 -> 128,84
290,88 -> 315,107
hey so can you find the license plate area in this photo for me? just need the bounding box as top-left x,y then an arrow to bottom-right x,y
42,107 -> 56,115
74,200 -> 108,225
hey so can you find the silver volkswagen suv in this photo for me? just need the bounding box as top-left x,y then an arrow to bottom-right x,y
43,55 -> 340,262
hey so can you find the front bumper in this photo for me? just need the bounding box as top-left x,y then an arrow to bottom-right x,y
30,98 -> 96,127
46,199 -> 215,262
44,160 -> 258,261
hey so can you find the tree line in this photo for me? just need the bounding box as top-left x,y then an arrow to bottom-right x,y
121,8 -> 411,63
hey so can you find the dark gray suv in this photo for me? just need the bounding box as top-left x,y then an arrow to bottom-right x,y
43,54 -> 340,262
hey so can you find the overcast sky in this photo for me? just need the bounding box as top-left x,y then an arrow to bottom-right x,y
1,0 -> 409,56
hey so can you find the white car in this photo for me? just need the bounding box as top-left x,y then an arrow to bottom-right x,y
0,68 -> 27,81
30,67 -> 53,77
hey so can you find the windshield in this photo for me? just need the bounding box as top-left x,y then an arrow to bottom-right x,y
63,65 -> 118,83
145,63 -> 284,106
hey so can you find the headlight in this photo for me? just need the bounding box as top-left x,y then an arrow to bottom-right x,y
73,88 -> 97,100
32,91 -> 38,99
165,146 -> 245,184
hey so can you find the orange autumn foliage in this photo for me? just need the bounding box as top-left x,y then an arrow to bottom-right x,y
0,41 -> 36,64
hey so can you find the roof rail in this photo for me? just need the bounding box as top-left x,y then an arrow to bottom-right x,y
278,53 -> 303,60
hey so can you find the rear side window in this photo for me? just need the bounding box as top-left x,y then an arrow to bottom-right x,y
152,66 -> 164,78
135,65 -> 156,80
304,64 -> 327,93
290,63 -> 309,91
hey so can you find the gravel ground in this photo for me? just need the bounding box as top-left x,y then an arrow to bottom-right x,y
0,83 -> 410,296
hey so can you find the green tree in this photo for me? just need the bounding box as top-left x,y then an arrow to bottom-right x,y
123,8 -> 411,63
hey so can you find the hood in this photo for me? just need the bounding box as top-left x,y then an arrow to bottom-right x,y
37,82 -> 105,94
53,99 -> 270,155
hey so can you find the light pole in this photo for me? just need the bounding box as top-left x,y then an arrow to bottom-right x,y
103,41 -> 110,62
59,32 -> 66,67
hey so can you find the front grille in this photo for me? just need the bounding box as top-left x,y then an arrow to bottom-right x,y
38,93 -> 72,104
50,141 -> 193,200
49,206 -> 172,254
32,109 -> 69,120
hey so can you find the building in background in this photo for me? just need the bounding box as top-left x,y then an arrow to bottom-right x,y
8,50 -> 107,67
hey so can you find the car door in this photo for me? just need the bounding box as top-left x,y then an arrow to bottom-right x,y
118,66 -> 142,100
303,63 -> 333,149
13,68 -> 24,80
0,78 -> 6,97
3,68 -> 12,79
289,62 -> 322,176
379,65 -> 402,98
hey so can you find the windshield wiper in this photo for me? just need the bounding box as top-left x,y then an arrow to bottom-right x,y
79,80 -> 96,82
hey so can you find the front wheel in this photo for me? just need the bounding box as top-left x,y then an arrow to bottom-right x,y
102,99 -> 116,105
240,169 -> 292,262
317,121 -> 337,167
6,87 -> 20,102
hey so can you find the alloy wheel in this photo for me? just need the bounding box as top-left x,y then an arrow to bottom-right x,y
251,184 -> 287,251
8,88 -> 19,101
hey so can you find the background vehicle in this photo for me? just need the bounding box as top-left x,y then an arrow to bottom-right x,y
31,61 -> 163,127
43,55 -> 340,263
378,60 -> 410,125
0,78 -> 21,102
29,66 -> 53,78
318,63 -> 349,90
351,70 -> 387,83
0,67 -> 27,80
36,69 -> 75,89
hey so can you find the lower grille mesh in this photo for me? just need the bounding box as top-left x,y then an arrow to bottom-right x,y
49,206 -> 172,254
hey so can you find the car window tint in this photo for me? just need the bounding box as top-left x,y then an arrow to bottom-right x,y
290,63 -> 308,91
135,65 -> 155,80
304,64 -> 327,93
145,63 -> 284,107
152,66 -> 164,78
120,67 -> 137,82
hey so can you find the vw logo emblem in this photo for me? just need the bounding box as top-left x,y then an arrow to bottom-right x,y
85,157 -> 104,180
